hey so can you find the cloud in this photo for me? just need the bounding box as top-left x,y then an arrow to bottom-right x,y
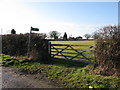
38,22 -> 101,37
0,0 -> 104,37
0,0 -> 52,34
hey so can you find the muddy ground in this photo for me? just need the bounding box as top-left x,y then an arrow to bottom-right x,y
2,67 -> 58,88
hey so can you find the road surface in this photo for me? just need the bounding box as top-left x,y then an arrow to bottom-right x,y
2,67 -> 57,88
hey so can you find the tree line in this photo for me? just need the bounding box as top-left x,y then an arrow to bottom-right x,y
10,28 -> 105,40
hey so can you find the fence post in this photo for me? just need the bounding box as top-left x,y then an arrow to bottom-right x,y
49,42 -> 51,58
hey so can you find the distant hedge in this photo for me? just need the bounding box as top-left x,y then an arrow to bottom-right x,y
94,25 -> 120,77
2,34 -> 50,62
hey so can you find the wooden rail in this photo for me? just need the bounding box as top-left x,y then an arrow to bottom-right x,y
51,44 -> 90,46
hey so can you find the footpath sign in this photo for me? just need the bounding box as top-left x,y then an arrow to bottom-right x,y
31,27 -> 39,31
27,26 -> 39,57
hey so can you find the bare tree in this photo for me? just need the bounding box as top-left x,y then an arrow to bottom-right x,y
49,31 -> 61,40
84,33 -> 91,40
92,31 -> 100,39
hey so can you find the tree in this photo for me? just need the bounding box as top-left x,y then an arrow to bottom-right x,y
11,29 -> 16,34
49,31 -> 61,40
37,33 -> 47,39
63,32 -> 67,40
59,36 -> 63,39
92,31 -> 100,39
84,33 -> 91,40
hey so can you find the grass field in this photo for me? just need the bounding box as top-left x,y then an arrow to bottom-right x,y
50,40 -> 94,61
50,40 -> 94,45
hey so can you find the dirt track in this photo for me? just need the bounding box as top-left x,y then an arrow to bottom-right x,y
2,67 -> 57,88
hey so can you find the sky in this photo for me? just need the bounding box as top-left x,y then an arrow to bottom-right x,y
0,0 -> 118,38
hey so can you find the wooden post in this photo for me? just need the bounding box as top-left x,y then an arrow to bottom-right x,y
49,42 -> 51,58
0,28 -> 2,54
27,29 -> 31,58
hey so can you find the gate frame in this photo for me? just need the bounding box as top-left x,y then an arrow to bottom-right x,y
49,43 -> 92,60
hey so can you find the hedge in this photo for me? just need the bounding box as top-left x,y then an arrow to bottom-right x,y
2,34 -> 50,62
94,25 -> 120,77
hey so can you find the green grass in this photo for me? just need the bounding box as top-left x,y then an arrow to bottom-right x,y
1,41 -> 119,88
50,41 -> 94,45
1,54 -> 120,89
50,41 -> 94,61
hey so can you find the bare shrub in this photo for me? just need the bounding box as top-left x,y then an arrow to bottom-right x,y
94,25 -> 120,77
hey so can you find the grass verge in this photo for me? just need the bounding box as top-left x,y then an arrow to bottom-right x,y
1,54 -> 120,89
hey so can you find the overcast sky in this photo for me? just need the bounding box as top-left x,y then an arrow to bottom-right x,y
0,0 -> 118,38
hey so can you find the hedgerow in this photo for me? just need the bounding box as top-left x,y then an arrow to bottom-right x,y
94,25 -> 120,76
2,33 -> 50,62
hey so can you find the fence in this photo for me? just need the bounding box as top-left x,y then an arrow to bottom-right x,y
49,43 -> 94,60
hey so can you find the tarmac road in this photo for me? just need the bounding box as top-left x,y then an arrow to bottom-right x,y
2,67 -> 56,88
